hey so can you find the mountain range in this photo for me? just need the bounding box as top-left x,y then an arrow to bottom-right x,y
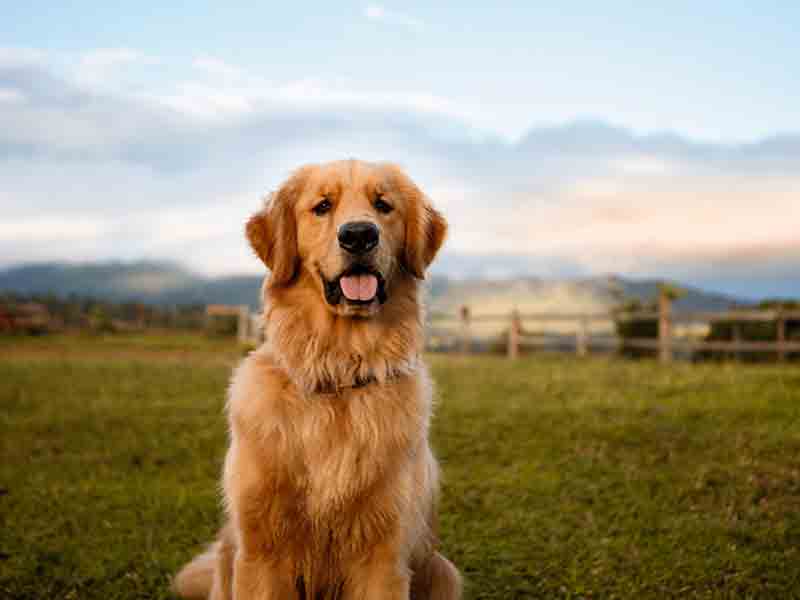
0,261 -> 745,316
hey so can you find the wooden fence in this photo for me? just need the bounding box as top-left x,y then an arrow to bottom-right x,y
206,304 -> 263,344
428,293 -> 800,364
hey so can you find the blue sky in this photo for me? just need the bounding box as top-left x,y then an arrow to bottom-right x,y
4,1 -> 799,140
1,2 -> 799,298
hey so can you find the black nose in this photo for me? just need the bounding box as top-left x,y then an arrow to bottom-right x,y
338,221 -> 379,254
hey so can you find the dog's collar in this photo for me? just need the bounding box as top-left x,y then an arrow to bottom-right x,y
312,367 -> 410,396
313,373 -> 383,395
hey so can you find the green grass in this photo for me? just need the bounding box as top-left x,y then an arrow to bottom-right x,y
2,334 -> 800,599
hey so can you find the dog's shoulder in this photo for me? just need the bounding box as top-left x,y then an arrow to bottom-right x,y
227,348 -> 297,436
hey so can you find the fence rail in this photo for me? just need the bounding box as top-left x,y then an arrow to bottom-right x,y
206,304 -> 263,344
428,294 -> 799,363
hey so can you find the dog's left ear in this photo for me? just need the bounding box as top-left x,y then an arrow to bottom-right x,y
387,165 -> 448,279
246,166 -> 310,288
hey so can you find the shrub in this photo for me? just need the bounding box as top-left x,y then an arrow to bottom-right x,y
614,298 -> 658,359
700,300 -> 800,362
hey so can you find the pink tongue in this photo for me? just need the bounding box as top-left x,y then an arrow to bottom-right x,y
340,274 -> 378,301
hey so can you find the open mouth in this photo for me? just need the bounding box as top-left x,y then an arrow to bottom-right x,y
322,265 -> 387,307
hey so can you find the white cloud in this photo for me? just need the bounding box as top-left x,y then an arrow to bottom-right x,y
79,48 -> 148,70
463,174 -> 800,276
191,56 -> 249,80
0,88 -> 25,104
0,47 -> 46,67
610,155 -> 676,175
74,47 -> 157,87
156,83 -> 254,118
0,215 -> 110,242
363,4 -> 425,31
1,47 -> 799,297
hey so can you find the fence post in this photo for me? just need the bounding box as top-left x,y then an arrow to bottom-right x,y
777,311 -> 787,362
237,305 -> 250,344
731,322 -> 742,362
576,316 -> 589,357
658,291 -> 673,364
459,305 -> 471,354
508,309 -> 521,359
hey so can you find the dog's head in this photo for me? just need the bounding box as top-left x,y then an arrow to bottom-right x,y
246,160 -> 447,317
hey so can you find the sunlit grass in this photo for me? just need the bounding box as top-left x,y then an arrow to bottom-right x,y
2,334 -> 799,598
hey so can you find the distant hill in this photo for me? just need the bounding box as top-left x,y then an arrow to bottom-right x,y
426,274 -> 744,336
0,261 -> 745,315
0,261 -> 265,308
429,274 -> 741,315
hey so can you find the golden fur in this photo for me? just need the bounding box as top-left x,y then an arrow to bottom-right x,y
173,160 -> 461,600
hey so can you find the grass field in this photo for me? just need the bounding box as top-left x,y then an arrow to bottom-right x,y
2,333 -> 800,599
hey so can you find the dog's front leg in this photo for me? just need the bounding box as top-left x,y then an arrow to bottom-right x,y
225,433 -> 297,600
343,546 -> 411,600
233,554 -> 295,600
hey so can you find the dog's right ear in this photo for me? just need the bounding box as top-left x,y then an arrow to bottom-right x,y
246,167 -> 310,288
384,164 -> 448,279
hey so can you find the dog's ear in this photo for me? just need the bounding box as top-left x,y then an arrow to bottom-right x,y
388,165 -> 448,279
246,167 -> 310,288
405,201 -> 447,279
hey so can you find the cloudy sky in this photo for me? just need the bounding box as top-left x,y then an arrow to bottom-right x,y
2,2 -> 799,299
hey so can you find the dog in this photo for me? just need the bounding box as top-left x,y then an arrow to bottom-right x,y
173,160 -> 462,600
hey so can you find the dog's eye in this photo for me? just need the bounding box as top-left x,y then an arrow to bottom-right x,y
312,198 -> 332,216
374,196 -> 393,214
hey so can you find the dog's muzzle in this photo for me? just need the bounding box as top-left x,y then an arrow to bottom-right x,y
322,264 -> 388,307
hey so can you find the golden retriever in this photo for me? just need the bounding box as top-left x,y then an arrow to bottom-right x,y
173,160 -> 462,600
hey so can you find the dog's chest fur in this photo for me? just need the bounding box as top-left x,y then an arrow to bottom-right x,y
291,394 -> 423,573
228,352 -> 431,557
